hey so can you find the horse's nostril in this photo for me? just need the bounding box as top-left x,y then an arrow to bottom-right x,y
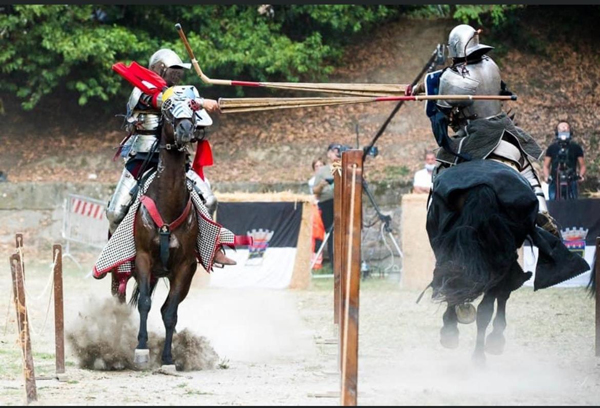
176,121 -> 194,140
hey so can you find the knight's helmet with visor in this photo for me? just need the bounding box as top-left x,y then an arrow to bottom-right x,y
148,49 -> 192,86
447,24 -> 494,59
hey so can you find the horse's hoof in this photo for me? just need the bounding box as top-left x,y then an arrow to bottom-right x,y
472,351 -> 486,368
485,333 -> 506,355
161,364 -> 177,374
134,349 -> 150,368
455,303 -> 476,324
440,327 -> 459,349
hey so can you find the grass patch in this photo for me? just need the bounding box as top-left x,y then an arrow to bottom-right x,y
217,357 -> 230,370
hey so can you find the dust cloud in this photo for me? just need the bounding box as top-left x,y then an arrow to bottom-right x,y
66,296 -> 219,372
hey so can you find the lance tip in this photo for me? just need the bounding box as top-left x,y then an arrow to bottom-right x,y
175,23 -> 182,31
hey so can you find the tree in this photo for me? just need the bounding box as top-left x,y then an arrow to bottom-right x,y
0,5 -> 399,110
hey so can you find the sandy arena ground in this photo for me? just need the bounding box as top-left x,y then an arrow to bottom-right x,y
1,250 -> 599,406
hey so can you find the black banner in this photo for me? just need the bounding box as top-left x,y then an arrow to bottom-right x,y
216,202 -> 303,248
548,198 -> 600,245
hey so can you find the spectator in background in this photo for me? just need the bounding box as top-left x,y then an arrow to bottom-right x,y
308,157 -> 325,197
543,121 -> 586,200
412,151 -> 437,194
308,157 -> 326,269
312,143 -> 341,269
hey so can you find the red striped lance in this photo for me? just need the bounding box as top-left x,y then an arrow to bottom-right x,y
71,197 -> 105,220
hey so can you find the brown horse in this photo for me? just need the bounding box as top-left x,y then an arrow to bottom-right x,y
130,93 -> 200,368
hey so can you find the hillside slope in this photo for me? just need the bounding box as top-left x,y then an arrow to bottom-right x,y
1,12 -> 599,190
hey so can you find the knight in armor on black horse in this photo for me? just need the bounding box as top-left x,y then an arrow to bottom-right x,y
103,48 -> 235,268
414,24 -> 559,237
413,24 -> 589,363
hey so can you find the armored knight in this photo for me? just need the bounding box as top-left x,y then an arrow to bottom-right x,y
106,49 -> 220,234
105,48 -> 234,266
420,24 -> 559,237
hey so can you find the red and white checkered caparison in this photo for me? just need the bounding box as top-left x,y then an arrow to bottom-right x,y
71,197 -> 105,220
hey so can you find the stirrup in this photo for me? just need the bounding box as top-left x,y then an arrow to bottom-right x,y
536,211 -> 561,239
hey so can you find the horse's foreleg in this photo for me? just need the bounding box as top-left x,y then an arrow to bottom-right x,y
485,289 -> 511,355
135,254 -> 153,352
473,292 -> 495,365
160,262 -> 197,366
440,303 -> 459,349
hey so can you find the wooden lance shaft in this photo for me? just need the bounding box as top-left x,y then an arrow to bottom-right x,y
175,23 -> 409,96
216,94 -> 518,114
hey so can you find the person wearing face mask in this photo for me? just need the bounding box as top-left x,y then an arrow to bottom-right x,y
413,151 -> 437,194
543,121 -> 586,200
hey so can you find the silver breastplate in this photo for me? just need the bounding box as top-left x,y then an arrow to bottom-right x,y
438,56 -> 503,130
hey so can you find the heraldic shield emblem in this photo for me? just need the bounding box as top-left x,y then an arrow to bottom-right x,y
560,227 -> 589,258
246,228 -> 274,266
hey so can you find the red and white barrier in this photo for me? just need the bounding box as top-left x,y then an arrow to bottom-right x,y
62,194 -> 109,266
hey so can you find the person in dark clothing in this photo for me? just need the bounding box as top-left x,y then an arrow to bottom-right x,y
543,121 -> 586,200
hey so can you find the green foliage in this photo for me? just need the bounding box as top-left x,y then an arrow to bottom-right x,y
384,165 -> 410,179
0,5 -> 400,110
453,5 -> 524,27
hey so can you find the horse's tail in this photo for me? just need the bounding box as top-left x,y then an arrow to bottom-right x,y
431,185 -> 519,305
587,253 -> 596,298
129,279 -> 159,308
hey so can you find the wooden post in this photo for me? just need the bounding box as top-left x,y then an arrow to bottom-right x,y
340,150 -> 363,406
338,154 -> 350,373
333,164 -> 343,326
53,245 -> 65,374
10,254 -> 37,404
16,233 -> 24,276
591,237 -> 600,357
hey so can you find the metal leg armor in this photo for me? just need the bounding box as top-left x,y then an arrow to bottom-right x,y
186,169 -> 218,218
106,168 -> 138,234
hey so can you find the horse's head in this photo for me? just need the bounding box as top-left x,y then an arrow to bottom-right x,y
160,85 -> 213,151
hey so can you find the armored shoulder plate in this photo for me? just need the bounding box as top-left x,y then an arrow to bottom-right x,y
437,56 -> 503,125
127,88 -> 144,114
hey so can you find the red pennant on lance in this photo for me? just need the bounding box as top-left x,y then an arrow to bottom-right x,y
192,140 -> 214,181
112,61 -> 167,95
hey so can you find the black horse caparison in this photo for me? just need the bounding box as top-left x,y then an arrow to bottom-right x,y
425,159 -> 589,365
130,95 -> 200,368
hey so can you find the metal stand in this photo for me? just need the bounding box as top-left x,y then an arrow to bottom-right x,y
362,179 -> 403,259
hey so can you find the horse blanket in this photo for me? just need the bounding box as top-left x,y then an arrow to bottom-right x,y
93,172 -> 243,278
427,159 -> 590,292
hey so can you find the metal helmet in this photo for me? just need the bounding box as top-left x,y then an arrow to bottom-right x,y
148,49 -> 192,86
447,24 -> 493,59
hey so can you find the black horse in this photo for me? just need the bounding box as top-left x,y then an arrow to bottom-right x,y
130,91 -> 201,369
426,159 -> 589,364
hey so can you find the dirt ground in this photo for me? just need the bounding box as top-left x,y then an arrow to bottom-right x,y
1,249 -> 599,406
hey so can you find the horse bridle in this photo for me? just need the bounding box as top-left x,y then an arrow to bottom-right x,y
160,97 -> 198,151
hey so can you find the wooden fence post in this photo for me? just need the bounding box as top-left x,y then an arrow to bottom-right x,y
53,244 -> 65,374
595,237 -> 600,357
339,150 -> 363,406
10,253 -> 37,404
